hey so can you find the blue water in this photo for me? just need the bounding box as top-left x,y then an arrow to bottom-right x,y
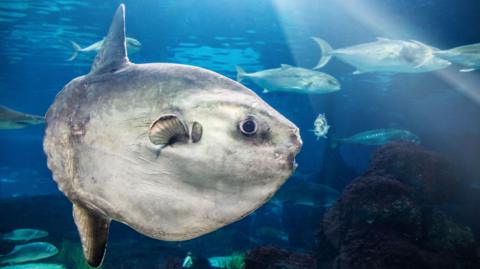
1,0 -> 480,268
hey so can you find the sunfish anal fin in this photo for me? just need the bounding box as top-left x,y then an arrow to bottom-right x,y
90,4 -> 130,75
73,203 -> 110,268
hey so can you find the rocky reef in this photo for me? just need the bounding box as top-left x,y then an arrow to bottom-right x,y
244,246 -> 317,269
318,142 -> 480,269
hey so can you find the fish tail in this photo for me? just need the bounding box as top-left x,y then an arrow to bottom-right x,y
67,40 -> 82,61
311,37 -> 333,69
235,65 -> 247,82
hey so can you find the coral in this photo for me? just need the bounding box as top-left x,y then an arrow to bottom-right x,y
244,246 -> 316,269
366,141 -> 460,203
318,142 -> 480,269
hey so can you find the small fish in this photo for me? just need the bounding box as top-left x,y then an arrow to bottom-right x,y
254,227 -> 289,242
181,252 -> 193,268
312,37 -> 451,74
434,43 -> 480,72
272,176 -> 340,208
67,37 -> 141,61
0,263 -> 65,269
1,229 -> 48,242
207,254 -> 244,268
236,64 -> 341,94
0,242 -> 58,265
331,128 -> 420,148
311,113 -> 330,140
0,106 -> 44,130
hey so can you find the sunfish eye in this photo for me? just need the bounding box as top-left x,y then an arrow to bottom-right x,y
239,116 -> 258,136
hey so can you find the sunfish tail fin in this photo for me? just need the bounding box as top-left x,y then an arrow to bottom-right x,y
235,65 -> 247,82
67,41 -> 82,61
311,37 -> 333,69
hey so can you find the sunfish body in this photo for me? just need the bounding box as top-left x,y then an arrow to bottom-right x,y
1,229 -> 48,242
332,128 -> 420,148
67,37 -> 141,61
0,263 -> 65,269
236,65 -> 341,94
434,43 -> 480,72
43,5 -> 301,268
312,37 -> 451,74
0,106 -> 44,130
0,242 -> 58,265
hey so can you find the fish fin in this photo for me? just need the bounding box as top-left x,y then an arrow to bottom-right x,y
73,203 -> 110,268
67,41 -> 81,61
262,88 -> 270,93
311,37 -> 333,69
376,37 -> 391,41
149,114 -> 189,145
352,70 -> 364,75
90,4 -> 130,75
235,65 -> 247,82
280,64 -> 293,69
460,68 -> 475,72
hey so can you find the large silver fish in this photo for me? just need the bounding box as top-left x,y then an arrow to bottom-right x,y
312,37 -> 451,74
0,106 -> 44,130
434,43 -> 480,72
43,5 -> 301,267
236,64 -> 341,94
331,128 -> 420,148
67,37 -> 141,61
0,242 -> 58,265
1,229 -> 48,242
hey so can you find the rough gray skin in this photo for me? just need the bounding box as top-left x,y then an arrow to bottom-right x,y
43,4 -> 301,267
0,105 -> 44,129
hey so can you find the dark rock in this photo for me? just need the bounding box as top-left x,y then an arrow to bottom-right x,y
244,246 -> 317,269
366,142 -> 460,203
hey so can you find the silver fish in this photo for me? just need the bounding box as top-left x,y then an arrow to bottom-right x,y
43,5 -> 301,267
67,36 -> 141,61
311,113 -> 330,140
332,128 -> 420,148
312,37 -> 451,74
434,43 -> 480,72
0,242 -> 58,265
0,106 -> 44,130
1,229 -> 48,242
236,64 -> 341,94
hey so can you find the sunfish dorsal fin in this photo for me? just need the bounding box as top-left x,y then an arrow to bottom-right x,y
90,4 -> 130,75
73,203 -> 110,268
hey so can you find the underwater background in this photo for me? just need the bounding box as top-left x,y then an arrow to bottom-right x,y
1,0 -> 480,268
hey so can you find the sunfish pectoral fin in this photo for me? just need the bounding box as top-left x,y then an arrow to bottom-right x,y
73,203 -> 110,268
460,68 -> 475,72
90,4 -> 130,75
148,114 -> 189,145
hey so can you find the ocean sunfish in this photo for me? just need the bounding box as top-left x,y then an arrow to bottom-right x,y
43,5 -> 302,268
331,128 -> 420,148
67,36 -> 141,61
1,229 -> 48,242
434,43 -> 480,72
312,37 -> 451,74
0,242 -> 58,265
236,65 -> 341,94
0,106 -> 44,130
